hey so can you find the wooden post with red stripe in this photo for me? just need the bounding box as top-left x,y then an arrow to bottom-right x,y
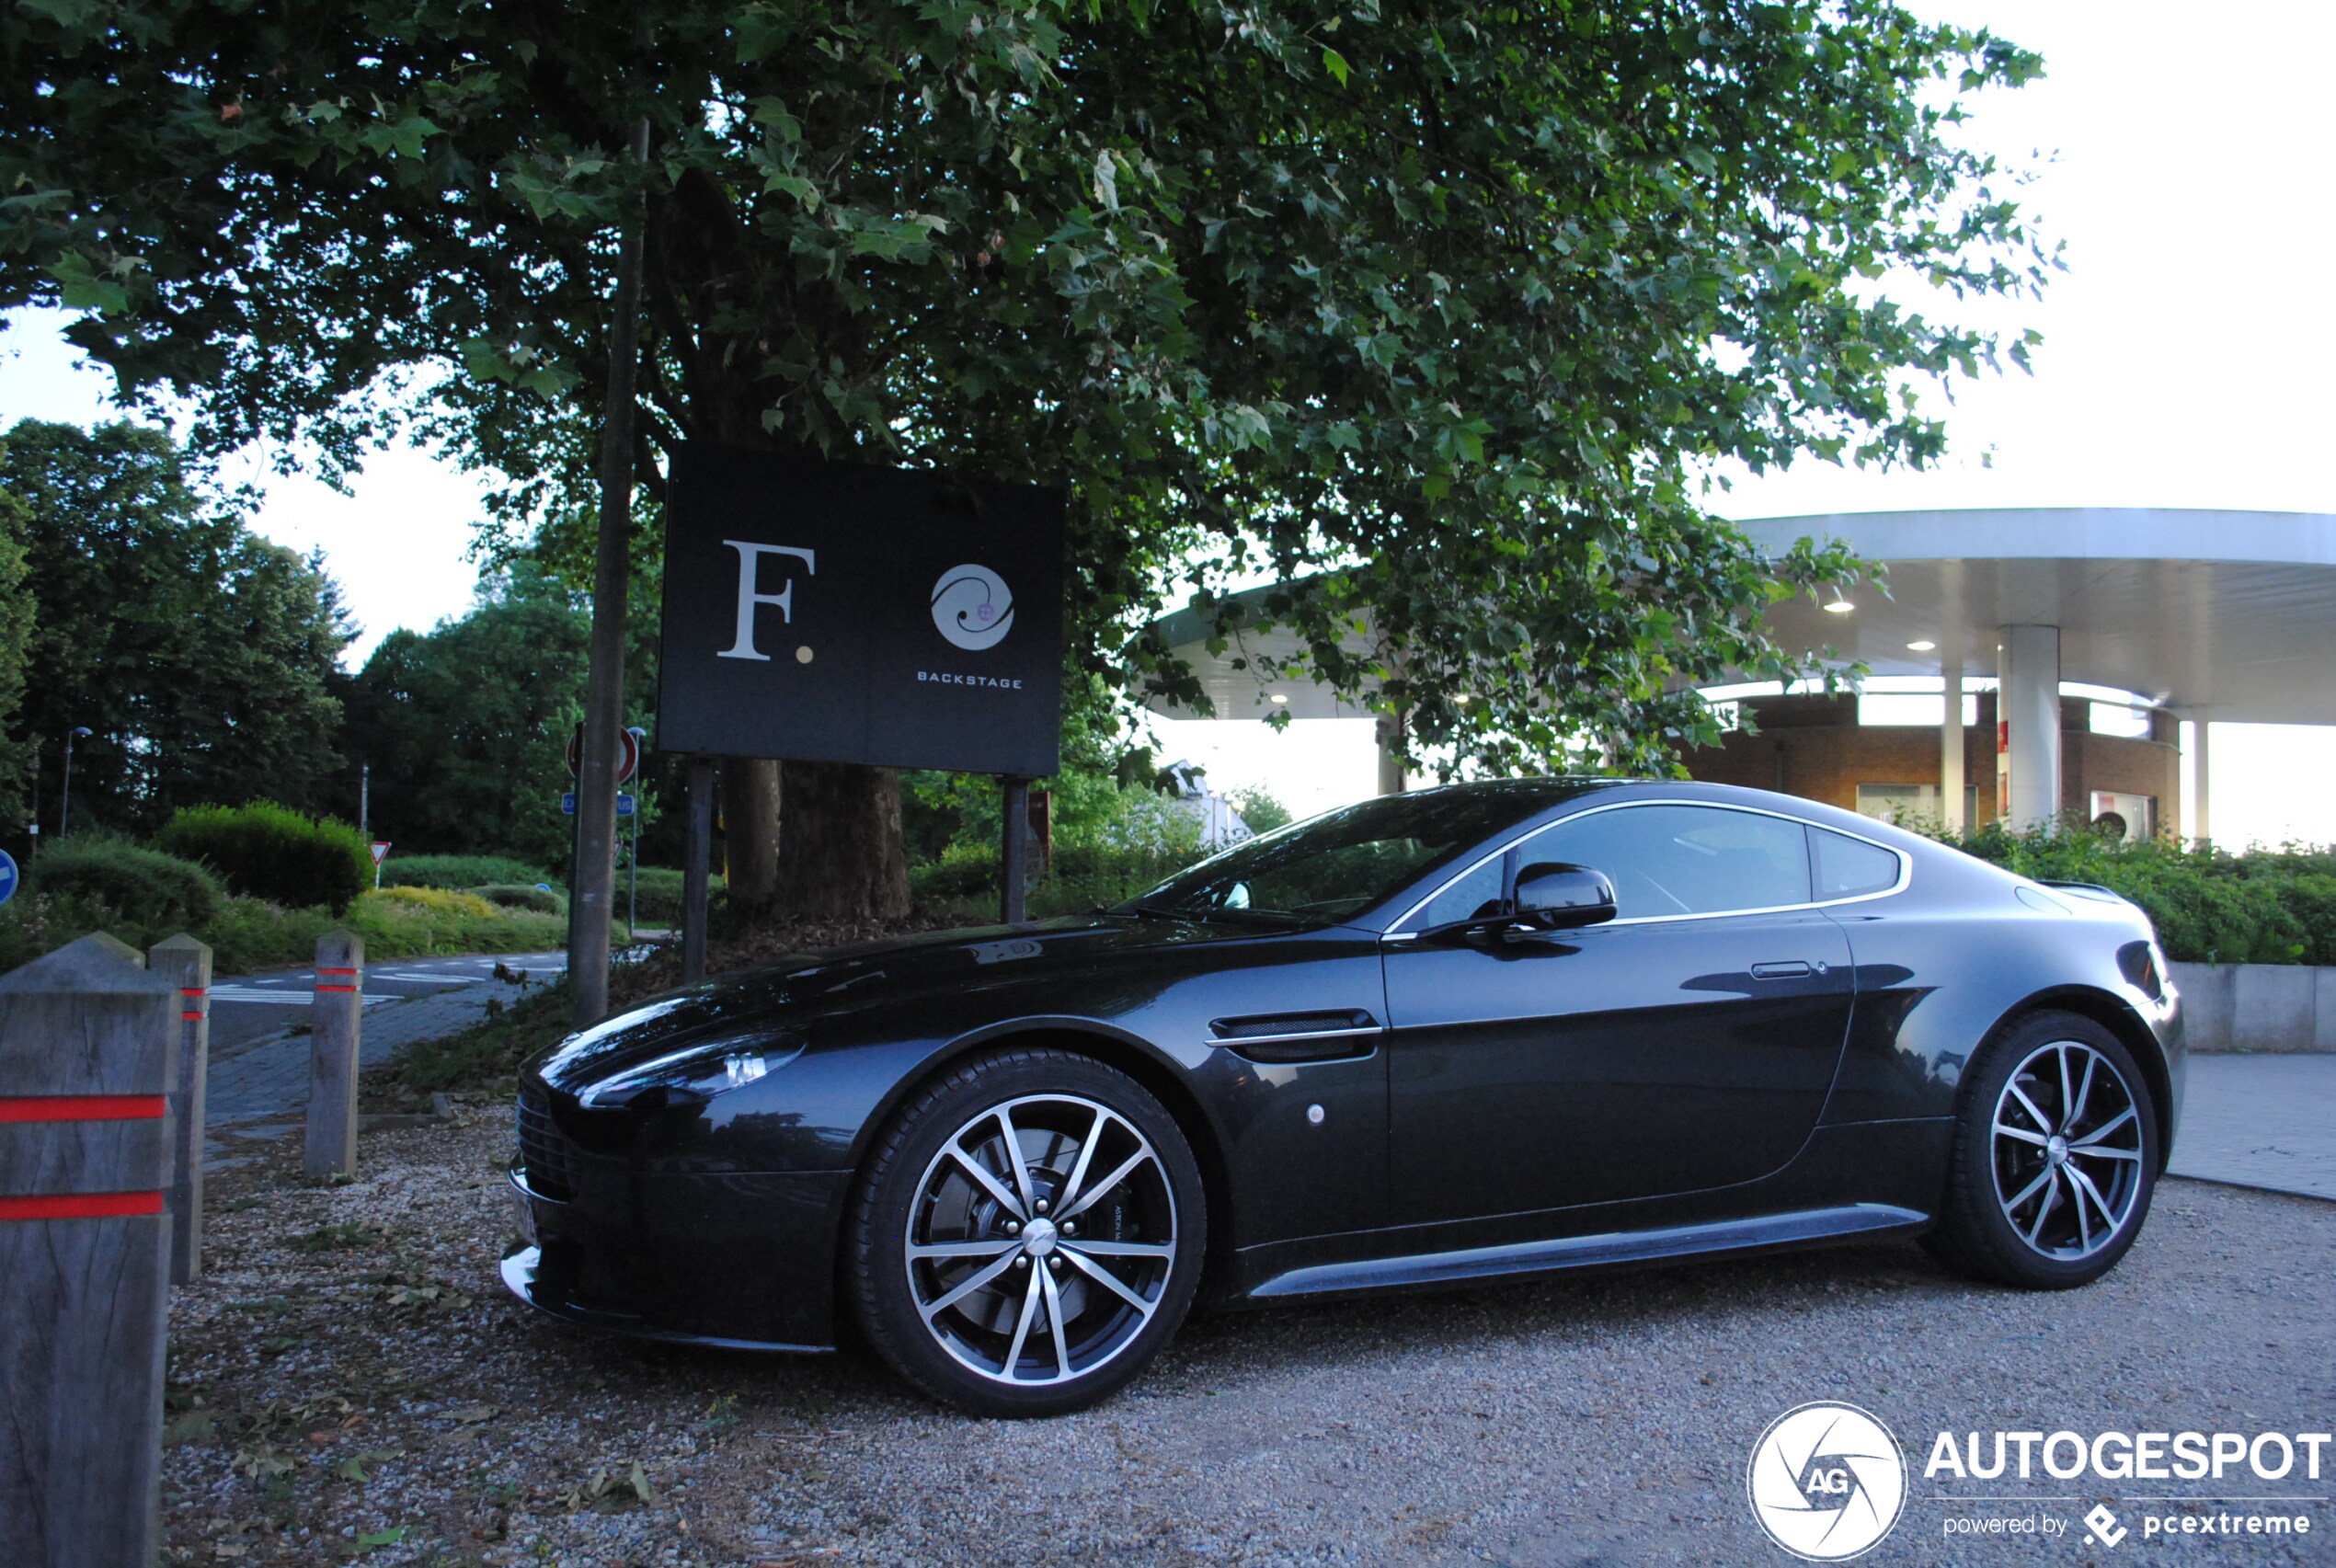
305,930 -> 363,1180
151,933 -> 212,1285
0,932 -> 177,1568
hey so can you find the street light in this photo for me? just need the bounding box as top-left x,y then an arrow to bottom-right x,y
60,727 -> 91,839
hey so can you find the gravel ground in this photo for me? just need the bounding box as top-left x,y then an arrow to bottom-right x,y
165,1111 -> 2335,1568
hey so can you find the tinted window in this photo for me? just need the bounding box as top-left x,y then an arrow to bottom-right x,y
1523,805 -> 1811,919
1813,827 -> 1903,899
1419,853 -> 1507,927
1127,784 -> 1564,927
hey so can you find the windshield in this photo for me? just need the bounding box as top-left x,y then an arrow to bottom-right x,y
1119,783 -> 1578,928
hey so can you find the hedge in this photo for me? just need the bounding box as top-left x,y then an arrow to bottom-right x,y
382,854 -> 552,892
25,839 -> 223,930
154,802 -> 372,914
1955,826 -> 2336,966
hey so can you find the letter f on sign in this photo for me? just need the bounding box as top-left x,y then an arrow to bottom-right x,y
718,541 -> 816,660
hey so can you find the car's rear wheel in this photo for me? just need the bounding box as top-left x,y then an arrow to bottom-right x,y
848,1047 -> 1206,1417
1927,1011 -> 2158,1288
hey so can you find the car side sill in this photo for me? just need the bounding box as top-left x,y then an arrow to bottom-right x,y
1246,1203 -> 1929,1299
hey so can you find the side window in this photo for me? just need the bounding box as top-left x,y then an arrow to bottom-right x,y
1812,827 -> 1903,899
1419,853 -> 1507,927
1521,805 -> 1812,919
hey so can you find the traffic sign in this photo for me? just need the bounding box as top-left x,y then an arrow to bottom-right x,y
369,841 -> 391,867
566,726 -> 640,784
561,794 -> 636,818
0,848 -> 17,908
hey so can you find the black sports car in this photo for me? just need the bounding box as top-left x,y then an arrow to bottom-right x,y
505,779 -> 2181,1416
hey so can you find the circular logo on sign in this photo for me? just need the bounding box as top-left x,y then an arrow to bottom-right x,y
931,565 -> 1015,651
1746,1402 -> 1906,1562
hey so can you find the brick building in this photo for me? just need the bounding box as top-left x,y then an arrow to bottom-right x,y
1680,688 -> 2182,838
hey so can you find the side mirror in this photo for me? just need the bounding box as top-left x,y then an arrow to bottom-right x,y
1513,862 -> 1617,930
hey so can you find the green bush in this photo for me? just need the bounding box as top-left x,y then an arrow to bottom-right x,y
1955,825 -> 2333,966
0,885 -> 576,977
907,837 -> 1199,921
26,840 -> 222,930
624,867 -> 719,926
381,854 -> 550,892
469,883 -> 566,916
154,802 -> 372,913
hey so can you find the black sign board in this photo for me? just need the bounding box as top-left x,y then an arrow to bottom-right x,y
656,447 -> 1065,776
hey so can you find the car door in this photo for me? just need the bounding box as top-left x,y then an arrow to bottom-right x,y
1382,802 -> 1854,1227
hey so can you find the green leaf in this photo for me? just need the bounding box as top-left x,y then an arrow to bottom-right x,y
1322,48 -> 1350,86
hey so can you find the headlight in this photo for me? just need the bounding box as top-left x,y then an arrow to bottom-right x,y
578,1033 -> 805,1108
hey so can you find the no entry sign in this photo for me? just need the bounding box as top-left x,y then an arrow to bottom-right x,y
656,448 -> 1065,776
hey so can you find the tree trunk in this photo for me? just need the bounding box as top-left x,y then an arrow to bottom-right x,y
775,760 -> 910,921
719,758 -> 783,919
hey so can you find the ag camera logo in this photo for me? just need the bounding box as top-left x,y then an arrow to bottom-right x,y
931,565 -> 1014,651
1747,1402 -> 1907,1561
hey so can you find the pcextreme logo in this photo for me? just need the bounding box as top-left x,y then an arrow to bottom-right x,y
1748,1402 -> 1909,1561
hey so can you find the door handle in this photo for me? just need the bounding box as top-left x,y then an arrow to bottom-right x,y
1750,960 -> 1814,979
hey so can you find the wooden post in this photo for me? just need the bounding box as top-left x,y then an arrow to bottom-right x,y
1001,775 -> 1031,923
149,933 -> 211,1285
682,755 -> 715,984
0,932 -> 177,1568
305,931 -> 363,1180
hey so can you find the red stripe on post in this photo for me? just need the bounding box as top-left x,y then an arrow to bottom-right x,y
0,1191 -> 165,1221
0,1095 -> 170,1123
316,968 -> 360,977
180,988 -> 204,998
315,985 -> 359,993
182,1012 -> 203,1021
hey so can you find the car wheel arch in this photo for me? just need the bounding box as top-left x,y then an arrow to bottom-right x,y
1974,986 -> 2174,1173
835,1022 -> 1239,1311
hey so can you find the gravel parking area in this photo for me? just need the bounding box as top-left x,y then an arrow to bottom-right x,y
165,1111 -> 2334,1568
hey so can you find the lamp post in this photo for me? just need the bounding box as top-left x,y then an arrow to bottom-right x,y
60,727 -> 91,839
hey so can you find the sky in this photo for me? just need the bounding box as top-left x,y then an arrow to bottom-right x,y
5,0 -> 2334,842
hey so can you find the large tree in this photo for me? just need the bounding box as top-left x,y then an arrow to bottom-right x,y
1,421 -> 350,837
338,561 -> 670,870
1,0 -> 2048,918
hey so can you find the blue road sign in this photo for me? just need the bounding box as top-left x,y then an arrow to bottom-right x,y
0,848 -> 16,907
561,794 -> 636,818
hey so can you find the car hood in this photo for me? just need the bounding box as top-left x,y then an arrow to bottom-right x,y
530,913 -> 1258,1096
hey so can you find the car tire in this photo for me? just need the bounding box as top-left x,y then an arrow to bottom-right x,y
847,1047 -> 1206,1417
1928,1010 -> 2159,1290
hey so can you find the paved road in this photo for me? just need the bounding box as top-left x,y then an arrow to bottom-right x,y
2172,1053 -> 2336,1201
202,950 -> 566,1167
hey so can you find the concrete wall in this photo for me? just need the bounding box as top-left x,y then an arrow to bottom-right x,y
2170,962 -> 2336,1052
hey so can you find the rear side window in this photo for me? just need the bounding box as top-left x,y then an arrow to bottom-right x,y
1522,805 -> 1811,919
1812,828 -> 1903,899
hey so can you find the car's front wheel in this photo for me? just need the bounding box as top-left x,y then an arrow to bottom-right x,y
848,1047 -> 1206,1417
1928,1011 -> 2159,1288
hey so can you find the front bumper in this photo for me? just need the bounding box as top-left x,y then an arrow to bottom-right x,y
503,1159 -> 851,1350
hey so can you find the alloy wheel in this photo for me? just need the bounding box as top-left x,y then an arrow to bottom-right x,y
1990,1039 -> 2147,1260
903,1093 -> 1179,1387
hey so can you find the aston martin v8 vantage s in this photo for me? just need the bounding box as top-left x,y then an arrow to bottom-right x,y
505,779 -> 2182,1416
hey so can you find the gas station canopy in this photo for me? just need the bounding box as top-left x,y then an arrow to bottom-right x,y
1736,508 -> 2336,725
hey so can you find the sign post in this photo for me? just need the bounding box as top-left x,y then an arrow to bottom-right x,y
368,841 -> 390,890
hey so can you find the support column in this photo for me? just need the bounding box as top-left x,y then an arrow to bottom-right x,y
1939,662 -> 1965,836
1374,712 -> 1406,795
2187,715 -> 2214,850
1998,625 -> 2062,831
